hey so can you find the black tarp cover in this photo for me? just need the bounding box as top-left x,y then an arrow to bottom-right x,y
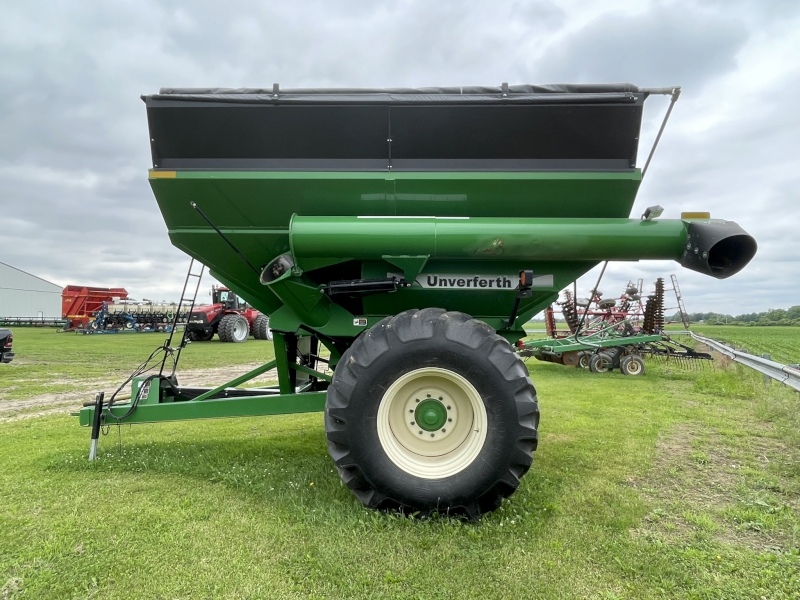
145,84 -> 662,171
148,83 -> 645,105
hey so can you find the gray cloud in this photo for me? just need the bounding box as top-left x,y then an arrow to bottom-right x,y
530,4 -> 750,90
0,0 -> 797,313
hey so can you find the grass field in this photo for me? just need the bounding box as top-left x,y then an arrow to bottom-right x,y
691,326 -> 800,366
525,324 -> 800,367
1,328 -> 800,599
0,328 -> 277,401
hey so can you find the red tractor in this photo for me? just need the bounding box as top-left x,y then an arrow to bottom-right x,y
185,286 -> 271,343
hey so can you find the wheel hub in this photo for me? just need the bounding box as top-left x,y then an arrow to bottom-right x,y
402,387 -> 459,442
415,399 -> 447,432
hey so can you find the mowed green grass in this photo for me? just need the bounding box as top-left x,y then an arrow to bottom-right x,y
0,328 -> 276,400
1,329 -> 800,599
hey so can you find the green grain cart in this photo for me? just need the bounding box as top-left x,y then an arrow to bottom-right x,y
80,84 -> 756,518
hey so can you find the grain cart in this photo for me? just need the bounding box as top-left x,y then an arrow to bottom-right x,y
79,84 -> 756,518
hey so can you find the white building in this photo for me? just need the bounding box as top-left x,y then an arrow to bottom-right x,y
0,261 -> 62,318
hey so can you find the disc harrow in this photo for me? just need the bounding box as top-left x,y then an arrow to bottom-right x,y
559,289 -> 581,333
522,276 -> 712,372
642,278 -> 666,334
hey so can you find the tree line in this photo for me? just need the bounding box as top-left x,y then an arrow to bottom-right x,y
669,306 -> 800,326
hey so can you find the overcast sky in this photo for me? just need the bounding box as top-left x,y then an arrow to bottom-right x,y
1,0 -> 798,315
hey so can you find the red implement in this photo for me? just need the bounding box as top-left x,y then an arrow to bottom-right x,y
62,286 -> 128,328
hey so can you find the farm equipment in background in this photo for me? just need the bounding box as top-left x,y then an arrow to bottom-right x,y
545,274 -> 690,338
0,316 -> 66,328
81,300 -> 188,334
62,285 -> 129,329
520,276 -> 712,372
0,329 -> 14,364
547,282 -> 647,337
185,285 -> 271,342
79,82 -> 756,518
517,321 -> 659,374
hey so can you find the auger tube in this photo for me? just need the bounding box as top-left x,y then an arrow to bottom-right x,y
289,215 -> 756,279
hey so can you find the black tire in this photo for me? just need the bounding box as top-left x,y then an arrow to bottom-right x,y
325,308 -> 539,519
577,352 -> 590,369
589,353 -> 612,373
218,314 -> 249,343
253,314 -> 272,341
620,355 -> 646,376
187,330 -> 214,342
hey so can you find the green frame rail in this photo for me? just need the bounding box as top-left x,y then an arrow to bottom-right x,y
522,332 -> 663,354
520,320 -> 663,356
78,389 -> 326,426
78,332 -> 331,427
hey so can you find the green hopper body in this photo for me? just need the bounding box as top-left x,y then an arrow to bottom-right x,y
144,84 -> 756,344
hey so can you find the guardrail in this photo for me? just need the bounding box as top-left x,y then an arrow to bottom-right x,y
689,332 -> 800,392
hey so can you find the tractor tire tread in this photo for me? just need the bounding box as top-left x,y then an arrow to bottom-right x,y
253,314 -> 271,340
325,308 -> 539,519
218,314 -> 248,343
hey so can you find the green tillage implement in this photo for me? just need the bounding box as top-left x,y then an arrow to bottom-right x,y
79,83 -> 757,519
520,331 -> 664,356
517,325 -> 664,372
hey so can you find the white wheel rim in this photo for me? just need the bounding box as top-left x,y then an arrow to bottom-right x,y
233,319 -> 248,340
376,367 -> 488,479
627,358 -> 642,375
